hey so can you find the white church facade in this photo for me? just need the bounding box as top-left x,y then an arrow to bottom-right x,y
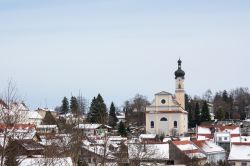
145,59 -> 188,136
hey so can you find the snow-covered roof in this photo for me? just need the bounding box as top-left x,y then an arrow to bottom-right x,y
177,144 -> 198,151
19,157 -> 73,166
139,134 -> 156,139
179,137 -> 190,141
192,140 -> 225,154
36,125 -> 58,129
163,138 -> 172,142
25,111 -> 43,119
197,126 -> 211,134
215,132 -> 230,137
228,143 -> 250,161
128,143 -> 169,160
75,124 -> 112,129
117,115 -> 125,119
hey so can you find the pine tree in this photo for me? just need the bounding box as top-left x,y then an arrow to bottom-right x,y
216,107 -> 225,121
201,100 -> 211,122
118,121 -> 127,137
70,96 -> 79,115
194,102 -> 200,125
87,94 -> 108,124
61,97 -> 69,114
42,111 -> 57,125
108,102 -> 118,128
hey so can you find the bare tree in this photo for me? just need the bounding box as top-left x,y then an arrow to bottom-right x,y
0,80 -> 27,166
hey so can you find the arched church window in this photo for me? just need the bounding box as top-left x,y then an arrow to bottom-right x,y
160,117 -> 168,121
174,121 -> 178,128
178,84 -> 181,89
150,121 -> 154,128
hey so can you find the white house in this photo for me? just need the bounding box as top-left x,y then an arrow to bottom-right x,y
74,124 -> 112,137
228,143 -> 250,166
192,140 -> 226,164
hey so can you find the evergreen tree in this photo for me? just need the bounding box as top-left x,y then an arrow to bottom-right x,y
222,90 -> 228,102
118,121 -> 127,137
70,96 -> 79,115
87,94 -> 108,124
108,102 -> 118,128
216,107 -> 225,121
201,100 -> 211,122
61,97 -> 69,114
42,111 -> 57,125
194,102 -> 200,125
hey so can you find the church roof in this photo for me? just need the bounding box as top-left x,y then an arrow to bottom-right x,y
155,91 -> 172,95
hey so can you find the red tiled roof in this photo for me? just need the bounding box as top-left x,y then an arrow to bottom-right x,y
232,142 -> 250,145
0,124 -> 35,129
172,140 -> 191,145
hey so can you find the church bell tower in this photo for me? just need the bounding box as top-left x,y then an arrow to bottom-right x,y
174,59 -> 185,109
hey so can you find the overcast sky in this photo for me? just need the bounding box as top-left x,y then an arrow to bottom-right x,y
0,0 -> 249,110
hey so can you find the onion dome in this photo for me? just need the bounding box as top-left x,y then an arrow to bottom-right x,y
174,59 -> 185,79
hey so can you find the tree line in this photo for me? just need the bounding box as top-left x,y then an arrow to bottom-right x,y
187,87 -> 250,128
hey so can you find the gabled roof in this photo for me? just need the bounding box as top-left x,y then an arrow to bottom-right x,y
155,91 -> 172,96
172,141 -> 206,159
228,143 -> 250,161
192,140 -> 225,154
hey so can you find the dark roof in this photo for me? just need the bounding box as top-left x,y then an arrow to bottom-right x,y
174,59 -> 185,79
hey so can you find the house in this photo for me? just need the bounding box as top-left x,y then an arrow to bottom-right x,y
170,140 -> 207,165
10,139 -> 44,156
128,142 -> 170,165
117,113 -> 126,123
81,138 -> 117,165
146,60 -> 188,136
197,124 -> 241,152
36,125 -> 58,134
192,140 -> 226,164
74,124 -> 112,137
35,108 -> 58,119
242,119 -> 250,135
228,143 -> 250,166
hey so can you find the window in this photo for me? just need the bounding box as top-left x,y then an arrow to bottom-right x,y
218,137 -> 222,141
150,121 -> 154,128
224,137 -> 228,141
161,99 -> 166,104
160,117 -> 168,121
242,162 -> 247,166
178,83 -> 181,89
174,121 -> 177,128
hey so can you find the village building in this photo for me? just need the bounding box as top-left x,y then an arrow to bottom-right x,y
228,143 -> 250,166
145,59 -> 188,136
192,140 -> 226,163
74,124 -> 112,137
170,140 -> 207,165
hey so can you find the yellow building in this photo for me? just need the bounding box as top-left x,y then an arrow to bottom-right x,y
145,59 -> 188,136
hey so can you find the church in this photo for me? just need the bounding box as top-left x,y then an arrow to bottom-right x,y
145,59 -> 188,136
